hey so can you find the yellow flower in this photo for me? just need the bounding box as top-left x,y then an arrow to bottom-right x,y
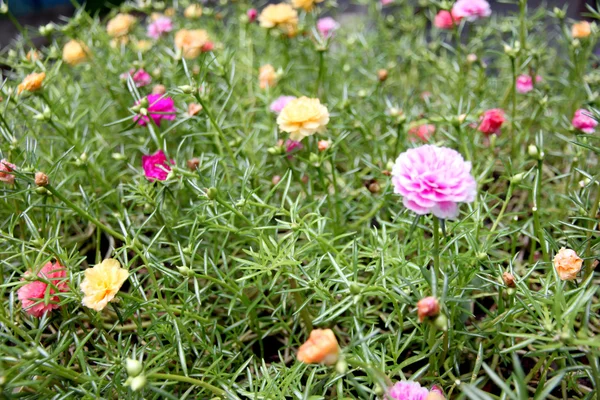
258,3 -> 298,35
62,40 -> 89,66
175,29 -> 211,59
572,21 -> 591,39
184,4 -> 203,19
17,72 -> 46,94
292,0 -> 323,11
133,40 -> 153,52
553,248 -> 583,281
297,329 -> 339,365
164,7 -> 176,17
277,96 -> 330,141
259,64 -> 277,89
106,13 -> 137,38
80,259 -> 129,311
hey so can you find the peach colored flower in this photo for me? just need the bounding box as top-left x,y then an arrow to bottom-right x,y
297,329 -> 339,365
175,29 -> 212,59
107,13 -> 137,38
259,3 -> 298,35
292,0 -> 324,12
417,296 -> 440,322
277,96 -> 329,141
553,248 -> 583,281
63,40 -> 89,65
259,64 -> 277,89
80,259 -> 129,311
188,103 -> 203,116
572,21 -> 591,39
17,72 -> 45,95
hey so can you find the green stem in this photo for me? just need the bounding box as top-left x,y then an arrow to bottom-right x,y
289,277 -> 313,333
489,181 -> 514,235
432,217 -> 441,294
584,175 -> 600,279
532,159 -> 549,263
148,373 -> 226,396
315,50 -> 326,99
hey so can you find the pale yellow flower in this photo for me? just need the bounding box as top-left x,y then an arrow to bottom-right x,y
572,21 -> 591,39
292,0 -> 324,11
184,4 -> 203,19
297,329 -> 339,365
17,72 -> 46,94
81,259 -> 129,311
133,40 -> 153,52
175,29 -> 211,59
259,64 -> 277,89
277,96 -> 330,141
258,3 -> 298,35
106,13 -> 137,38
62,40 -> 89,66
164,7 -> 175,17
553,248 -> 583,281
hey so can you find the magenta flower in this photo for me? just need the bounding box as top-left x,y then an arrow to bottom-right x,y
0,159 -> 16,184
516,74 -> 541,94
121,68 -> 152,87
147,16 -> 173,39
391,145 -> 476,219
247,8 -> 258,23
386,381 -> 429,400
142,150 -> 174,181
17,261 -> 68,318
572,109 -> 598,133
134,94 -> 176,127
451,0 -> 491,21
317,17 -> 340,38
285,139 -> 303,154
270,95 -> 297,114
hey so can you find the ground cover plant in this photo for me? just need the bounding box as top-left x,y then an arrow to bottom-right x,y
1,0 -> 600,398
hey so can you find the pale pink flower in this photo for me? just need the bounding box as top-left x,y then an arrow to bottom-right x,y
572,109 -> 597,133
17,261 -> 68,318
451,0 -> 491,21
317,17 -> 339,38
134,94 -> 176,126
0,159 -> 16,184
386,381 -> 429,400
408,124 -> 435,142
147,16 -> 173,39
270,95 -> 297,114
391,145 -> 476,219
142,150 -> 174,181
478,108 -> 505,135
247,8 -> 258,23
121,68 -> 152,87
381,0 -> 394,5
434,10 -> 461,29
516,75 -> 541,94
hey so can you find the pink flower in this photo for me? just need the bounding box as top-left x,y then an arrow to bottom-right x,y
478,108 -> 505,135
451,0 -> 491,21
270,95 -> 297,113
317,17 -> 340,38
121,68 -> 152,87
142,150 -> 174,181
381,0 -> 394,5
386,381 -> 429,400
572,109 -> 598,133
147,16 -> 173,39
516,75 -> 541,94
434,10 -> 461,29
247,8 -> 258,23
17,261 -> 68,318
0,159 -> 16,184
391,145 -> 476,219
285,140 -> 303,153
408,124 -> 435,142
134,94 -> 176,126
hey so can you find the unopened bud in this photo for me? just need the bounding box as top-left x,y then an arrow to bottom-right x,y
177,266 -> 195,277
335,358 -> 348,374
187,158 -> 200,170
318,140 -> 330,152
377,69 -> 388,82
34,172 -> 48,187
152,84 -> 166,95
417,296 -> 440,322
511,172 -> 525,184
272,175 -> 281,185
466,53 -> 478,64
128,375 -> 147,391
179,85 -> 194,94
368,181 -> 380,193
206,187 -> 218,200
502,272 -> 516,288
433,313 -> 448,331
125,358 -> 143,377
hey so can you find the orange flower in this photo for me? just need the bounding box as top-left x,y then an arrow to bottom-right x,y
259,64 -> 277,89
17,72 -> 46,94
106,13 -> 137,38
63,40 -> 89,65
572,21 -> 591,39
175,29 -> 211,59
297,328 -> 339,365
417,296 -> 440,322
292,0 -> 324,11
553,248 -> 583,281
259,3 -> 298,35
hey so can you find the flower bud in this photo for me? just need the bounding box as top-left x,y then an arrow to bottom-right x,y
510,172 -> 525,184
335,358 -> 348,374
179,85 -> 194,94
272,175 -> 281,185
309,153 -> 320,166
177,266 -> 195,277
128,375 -> 147,391
297,329 -> 340,365
187,158 -> 200,170
433,313 -> 448,331
502,272 -> 516,288
125,358 -> 143,377
152,84 -> 166,95
318,140 -> 331,152
466,53 -> 478,64
206,187 -> 218,200
377,69 -> 388,82
34,172 -> 49,187
553,248 -> 583,281
417,296 -> 440,322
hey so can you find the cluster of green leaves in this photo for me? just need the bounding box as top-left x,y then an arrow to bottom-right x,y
0,0 -> 599,398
